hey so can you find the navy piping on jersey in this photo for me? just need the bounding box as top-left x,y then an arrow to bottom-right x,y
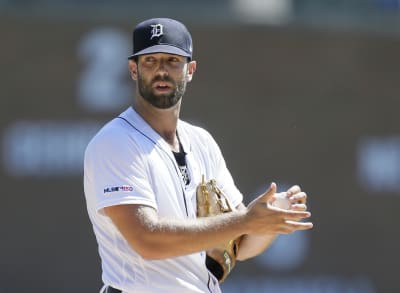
116,116 -> 189,217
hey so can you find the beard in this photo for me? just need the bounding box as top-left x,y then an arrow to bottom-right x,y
137,73 -> 187,109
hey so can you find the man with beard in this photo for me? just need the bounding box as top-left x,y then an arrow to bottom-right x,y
83,18 -> 313,293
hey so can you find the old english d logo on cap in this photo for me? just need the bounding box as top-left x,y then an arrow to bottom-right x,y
150,24 -> 164,39
129,18 -> 193,59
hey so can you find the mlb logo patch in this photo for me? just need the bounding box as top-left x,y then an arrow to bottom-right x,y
104,185 -> 133,194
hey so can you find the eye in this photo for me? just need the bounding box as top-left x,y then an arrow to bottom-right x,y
168,56 -> 185,68
169,57 -> 180,63
143,56 -> 156,63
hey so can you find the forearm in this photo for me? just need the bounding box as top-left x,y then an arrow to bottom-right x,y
150,217 -> 244,258
106,204 -> 248,260
236,233 -> 277,261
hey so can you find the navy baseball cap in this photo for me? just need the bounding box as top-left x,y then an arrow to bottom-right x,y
129,18 -> 193,60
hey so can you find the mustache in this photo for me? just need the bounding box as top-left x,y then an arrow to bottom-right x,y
152,76 -> 175,84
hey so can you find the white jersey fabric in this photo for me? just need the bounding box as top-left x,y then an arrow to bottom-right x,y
84,107 -> 243,293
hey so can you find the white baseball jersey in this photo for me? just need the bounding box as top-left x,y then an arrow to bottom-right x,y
84,107 -> 243,293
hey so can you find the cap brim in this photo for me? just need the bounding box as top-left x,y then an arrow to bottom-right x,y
128,44 -> 191,59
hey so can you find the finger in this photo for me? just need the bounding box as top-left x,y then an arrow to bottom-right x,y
278,210 -> 311,221
285,220 -> 314,231
289,192 -> 307,204
257,182 -> 277,203
290,203 -> 307,211
275,221 -> 313,234
286,185 -> 301,196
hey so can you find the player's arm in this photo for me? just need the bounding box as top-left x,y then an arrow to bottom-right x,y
236,183 -> 312,261
104,203 -> 247,260
104,184 -> 312,260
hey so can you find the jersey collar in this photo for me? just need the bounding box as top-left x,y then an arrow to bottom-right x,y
120,107 -> 191,154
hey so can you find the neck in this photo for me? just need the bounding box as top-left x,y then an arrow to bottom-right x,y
133,97 -> 181,151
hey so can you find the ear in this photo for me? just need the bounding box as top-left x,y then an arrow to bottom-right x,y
128,59 -> 138,81
185,60 -> 197,82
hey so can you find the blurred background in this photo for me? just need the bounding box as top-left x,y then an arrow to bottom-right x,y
1,0 -> 400,292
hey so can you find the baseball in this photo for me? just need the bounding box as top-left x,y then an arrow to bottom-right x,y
272,192 -> 291,210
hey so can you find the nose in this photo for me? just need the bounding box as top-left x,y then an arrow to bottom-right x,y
155,59 -> 168,77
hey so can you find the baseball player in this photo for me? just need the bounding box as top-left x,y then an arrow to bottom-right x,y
83,18 -> 313,293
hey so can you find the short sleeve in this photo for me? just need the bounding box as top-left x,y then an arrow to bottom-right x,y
84,126 -> 157,215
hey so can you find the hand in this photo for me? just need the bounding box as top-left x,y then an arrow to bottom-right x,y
245,182 -> 313,235
285,184 -> 308,212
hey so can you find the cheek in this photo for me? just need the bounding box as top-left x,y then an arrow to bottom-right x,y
176,70 -> 188,82
137,71 -> 151,85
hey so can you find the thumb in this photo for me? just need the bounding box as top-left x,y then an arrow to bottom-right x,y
258,182 -> 277,203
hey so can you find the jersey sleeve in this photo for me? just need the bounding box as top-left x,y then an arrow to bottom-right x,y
84,126 -> 157,215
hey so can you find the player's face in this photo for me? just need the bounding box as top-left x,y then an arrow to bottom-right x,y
136,53 -> 189,109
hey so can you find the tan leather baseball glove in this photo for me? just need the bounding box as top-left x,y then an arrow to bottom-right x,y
196,175 -> 240,283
